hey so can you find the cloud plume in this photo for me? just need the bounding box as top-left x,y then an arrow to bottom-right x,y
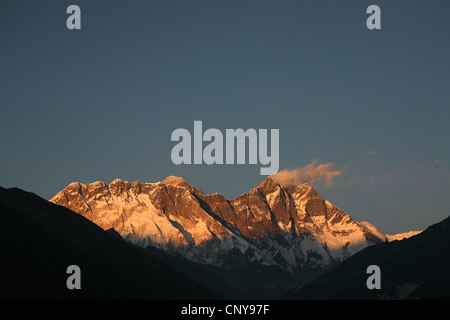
272,160 -> 343,187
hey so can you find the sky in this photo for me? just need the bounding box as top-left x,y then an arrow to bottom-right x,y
1,0 -> 449,234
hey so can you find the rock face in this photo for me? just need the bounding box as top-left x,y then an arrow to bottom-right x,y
50,176 -> 388,273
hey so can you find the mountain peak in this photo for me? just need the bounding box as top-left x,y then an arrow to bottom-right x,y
67,181 -> 82,188
252,176 -> 281,194
162,175 -> 193,189
110,178 -> 124,185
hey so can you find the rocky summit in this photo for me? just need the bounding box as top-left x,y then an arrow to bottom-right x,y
50,176 -> 390,273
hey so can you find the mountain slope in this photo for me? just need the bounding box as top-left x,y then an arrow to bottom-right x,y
0,186 -> 219,299
285,215 -> 450,300
50,176 -> 389,275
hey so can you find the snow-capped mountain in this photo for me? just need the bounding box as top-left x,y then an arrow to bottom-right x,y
49,176 -> 405,273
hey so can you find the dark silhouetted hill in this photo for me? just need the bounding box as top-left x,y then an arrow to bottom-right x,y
0,186 -> 219,299
284,215 -> 450,299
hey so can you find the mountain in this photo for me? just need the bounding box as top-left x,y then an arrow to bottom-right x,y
49,176 -> 401,297
284,215 -> 450,300
0,186 -> 218,299
385,230 -> 422,241
51,176 -> 388,272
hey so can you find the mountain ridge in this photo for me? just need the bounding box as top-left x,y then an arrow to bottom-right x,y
50,176 -> 414,277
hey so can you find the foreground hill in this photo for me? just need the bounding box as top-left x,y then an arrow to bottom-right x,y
0,186 -> 218,299
285,215 -> 450,299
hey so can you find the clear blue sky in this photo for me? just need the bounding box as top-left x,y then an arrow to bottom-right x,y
1,0 -> 449,234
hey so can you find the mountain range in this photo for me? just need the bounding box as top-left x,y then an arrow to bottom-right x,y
2,176 -> 448,300
48,176 -> 420,298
